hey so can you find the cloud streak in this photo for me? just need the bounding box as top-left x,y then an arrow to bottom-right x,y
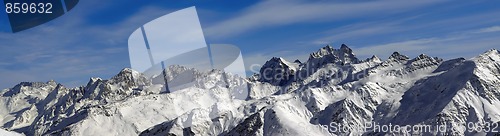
205,0 -> 447,39
243,24 -> 500,75
353,27 -> 500,60
474,26 -> 500,33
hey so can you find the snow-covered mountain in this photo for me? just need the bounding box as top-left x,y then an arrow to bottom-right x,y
0,128 -> 24,136
1,44 -> 500,136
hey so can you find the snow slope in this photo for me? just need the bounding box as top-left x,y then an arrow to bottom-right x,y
1,44 -> 500,136
0,128 -> 24,136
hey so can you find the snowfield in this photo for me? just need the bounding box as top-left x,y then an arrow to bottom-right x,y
1,45 -> 500,136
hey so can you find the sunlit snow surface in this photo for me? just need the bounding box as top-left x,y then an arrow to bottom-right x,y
0,129 -> 24,136
1,46 -> 500,136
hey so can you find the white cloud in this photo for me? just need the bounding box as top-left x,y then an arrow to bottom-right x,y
352,29 -> 500,60
205,0 -> 447,39
0,5 -> 176,90
243,25 -> 500,75
313,23 -> 398,45
474,26 -> 500,33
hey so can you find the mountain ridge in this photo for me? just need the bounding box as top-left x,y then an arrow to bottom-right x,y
1,45 -> 499,136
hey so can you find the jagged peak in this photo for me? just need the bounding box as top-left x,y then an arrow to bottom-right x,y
47,80 -> 56,84
411,54 -> 443,62
418,53 -> 429,58
315,44 -> 353,54
86,77 -> 103,86
118,68 -> 136,74
482,49 -> 499,56
390,51 -> 402,57
262,57 -> 295,70
323,45 -> 334,50
109,68 -> 150,87
308,44 -> 359,64
264,57 -> 286,66
405,54 -> 443,69
269,57 -> 285,62
340,44 -> 353,54
413,54 -> 431,60
259,57 -> 299,85
487,48 -> 498,53
2,81 -> 59,97
269,57 -> 294,64
113,68 -> 140,78
388,52 -> 409,61
90,77 -> 102,82
294,59 -> 302,64
366,55 -> 382,63
340,44 -> 349,49
473,49 -> 500,63
311,45 -> 334,58
15,81 -> 56,88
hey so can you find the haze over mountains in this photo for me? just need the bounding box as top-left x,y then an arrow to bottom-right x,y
1,44 -> 500,136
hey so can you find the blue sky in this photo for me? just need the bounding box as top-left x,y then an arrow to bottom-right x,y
0,0 -> 500,89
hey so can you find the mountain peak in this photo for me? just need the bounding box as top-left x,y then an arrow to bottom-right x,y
340,44 -> 349,48
340,44 -> 353,54
483,49 -> 499,56
111,68 -> 136,81
308,44 -> 359,65
407,54 -> 443,69
262,57 -> 296,70
2,81 -> 58,97
259,57 -> 298,86
388,51 -> 409,61
119,68 -> 135,74
269,57 -> 285,62
90,77 -> 102,82
415,54 -> 430,60
324,45 -> 334,50
473,48 -> 500,63
16,81 -> 57,88
264,57 -> 291,66
109,68 -> 150,88
411,54 -> 442,62
366,55 -> 382,63
116,68 -> 142,77
294,59 -> 302,64
487,48 -> 498,52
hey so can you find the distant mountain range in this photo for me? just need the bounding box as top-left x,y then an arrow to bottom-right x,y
1,44 -> 500,136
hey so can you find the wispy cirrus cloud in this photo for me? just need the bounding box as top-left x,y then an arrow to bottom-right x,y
205,0 -> 447,39
303,6 -> 500,60
353,27 -> 500,60
2,0 -> 500,90
243,23 -> 500,74
0,4 -> 176,90
473,26 -> 500,33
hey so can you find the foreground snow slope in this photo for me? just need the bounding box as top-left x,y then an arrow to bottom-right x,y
0,128 -> 24,136
1,45 -> 499,136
